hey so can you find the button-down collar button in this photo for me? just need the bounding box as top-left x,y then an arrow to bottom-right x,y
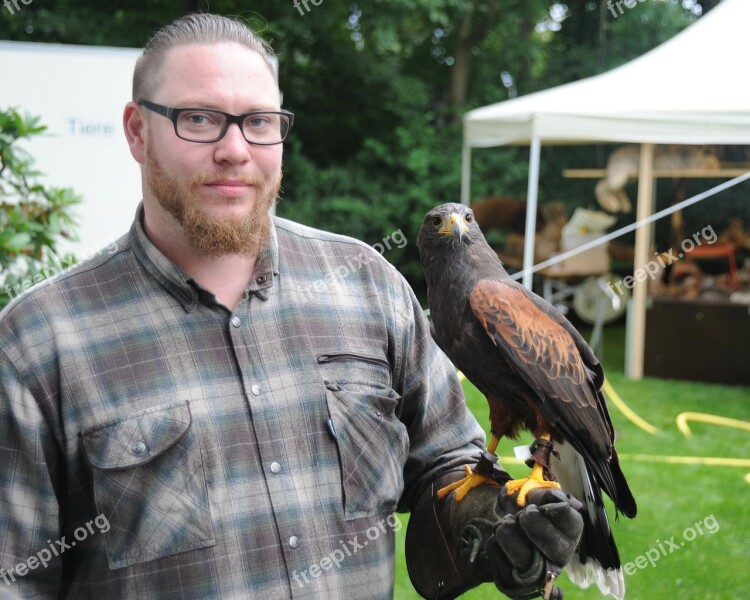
289,536 -> 299,548
132,441 -> 147,456
231,316 -> 241,328
256,274 -> 268,285
270,461 -> 281,474
251,384 -> 261,396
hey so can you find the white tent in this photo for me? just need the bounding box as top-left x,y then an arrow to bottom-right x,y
1,42 -> 142,257
460,0 -> 750,378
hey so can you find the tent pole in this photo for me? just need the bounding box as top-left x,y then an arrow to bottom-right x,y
461,142 -> 472,206
522,135 -> 541,290
627,143 -> 655,380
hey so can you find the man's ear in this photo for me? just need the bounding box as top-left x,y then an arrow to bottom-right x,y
123,101 -> 147,164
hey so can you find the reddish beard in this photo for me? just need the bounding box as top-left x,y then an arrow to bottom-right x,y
145,145 -> 281,258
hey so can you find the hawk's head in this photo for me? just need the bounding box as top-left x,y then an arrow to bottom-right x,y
417,203 -> 481,252
418,202 -> 508,295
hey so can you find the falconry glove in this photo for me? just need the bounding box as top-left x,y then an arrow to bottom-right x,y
487,486 -> 584,599
406,470 -> 584,600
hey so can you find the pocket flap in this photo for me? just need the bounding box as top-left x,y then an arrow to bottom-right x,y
325,386 -> 407,519
82,402 -> 192,470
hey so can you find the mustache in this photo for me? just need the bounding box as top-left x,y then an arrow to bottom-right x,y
189,173 -> 267,187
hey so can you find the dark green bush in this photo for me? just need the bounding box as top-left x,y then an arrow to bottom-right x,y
0,108 -> 81,309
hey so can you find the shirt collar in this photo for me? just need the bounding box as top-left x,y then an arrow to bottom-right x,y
129,202 -> 279,311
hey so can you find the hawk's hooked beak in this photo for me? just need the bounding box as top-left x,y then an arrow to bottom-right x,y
438,213 -> 470,241
450,213 -> 468,242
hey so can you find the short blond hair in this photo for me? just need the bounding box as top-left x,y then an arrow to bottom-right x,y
132,13 -> 276,101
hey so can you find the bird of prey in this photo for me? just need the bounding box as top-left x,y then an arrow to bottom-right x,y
417,203 -> 637,599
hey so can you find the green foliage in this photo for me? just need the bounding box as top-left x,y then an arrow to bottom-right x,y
0,108 -> 81,309
280,115 -> 533,293
0,1 -> 722,295
279,111 -> 464,285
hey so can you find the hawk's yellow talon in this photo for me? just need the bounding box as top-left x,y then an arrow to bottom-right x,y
437,464 -> 502,501
505,462 -> 561,507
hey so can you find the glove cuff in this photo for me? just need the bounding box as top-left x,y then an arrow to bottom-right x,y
405,472 -> 496,599
405,458 -> 512,600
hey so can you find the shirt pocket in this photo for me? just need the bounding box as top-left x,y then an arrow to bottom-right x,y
317,351 -> 392,390
81,401 -> 215,569
320,352 -> 408,519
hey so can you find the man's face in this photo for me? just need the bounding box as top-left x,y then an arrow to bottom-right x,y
142,42 -> 283,257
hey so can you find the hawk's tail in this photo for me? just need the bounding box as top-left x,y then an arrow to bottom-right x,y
552,440 -> 626,600
608,447 -> 637,518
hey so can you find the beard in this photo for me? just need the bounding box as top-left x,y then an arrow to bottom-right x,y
145,144 -> 281,258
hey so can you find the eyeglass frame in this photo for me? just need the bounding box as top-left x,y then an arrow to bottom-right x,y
138,99 -> 294,145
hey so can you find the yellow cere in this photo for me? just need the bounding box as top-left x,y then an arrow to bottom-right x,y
439,213 -> 470,236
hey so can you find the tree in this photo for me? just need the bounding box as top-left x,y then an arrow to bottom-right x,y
0,108 -> 81,309
449,0 -> 498,115
0,0 -> 722,294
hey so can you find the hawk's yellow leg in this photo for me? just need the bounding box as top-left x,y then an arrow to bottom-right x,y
436,435 -> 502,501
504,434 -> 561,506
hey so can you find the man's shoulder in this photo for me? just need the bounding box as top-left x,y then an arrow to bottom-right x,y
0,233 -> 129,323
272,215 -> 408,288
272,215 -> 373,251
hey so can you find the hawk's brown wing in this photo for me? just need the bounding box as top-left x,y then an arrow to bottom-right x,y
469,278 -> 614,465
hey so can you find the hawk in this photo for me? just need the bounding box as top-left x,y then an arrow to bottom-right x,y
417,203 -> 637,599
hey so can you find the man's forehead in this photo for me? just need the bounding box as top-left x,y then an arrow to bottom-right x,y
155,42 -> 278,101
161,42 -> 275,77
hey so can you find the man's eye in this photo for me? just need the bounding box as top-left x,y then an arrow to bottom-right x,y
247,116 -> 271,128
181,112 -> 218,127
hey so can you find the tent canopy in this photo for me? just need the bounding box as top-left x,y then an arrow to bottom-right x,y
464,0 -> 750,148
460,0 -> 750,380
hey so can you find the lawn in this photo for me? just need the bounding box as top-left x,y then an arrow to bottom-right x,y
393,324 -> 750,599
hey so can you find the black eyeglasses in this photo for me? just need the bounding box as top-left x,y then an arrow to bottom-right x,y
138,100 -> 294,145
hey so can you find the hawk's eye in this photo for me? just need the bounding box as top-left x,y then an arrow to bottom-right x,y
431,216 -> 442,227
465,213 -> 473,223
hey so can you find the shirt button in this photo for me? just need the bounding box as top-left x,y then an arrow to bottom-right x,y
251,384 -> 261,396
132,441 -> 147,455
289,536 -> 299,549
270,461 -> 281,474
256,274 -> 267,284
230,316 -> 241,328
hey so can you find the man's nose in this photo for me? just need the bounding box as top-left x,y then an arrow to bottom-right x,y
214,122 -> 251,163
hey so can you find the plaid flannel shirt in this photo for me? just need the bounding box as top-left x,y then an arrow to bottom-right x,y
0,204 -> 484,599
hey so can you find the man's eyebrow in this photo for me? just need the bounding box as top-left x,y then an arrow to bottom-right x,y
172,101 -> 282,112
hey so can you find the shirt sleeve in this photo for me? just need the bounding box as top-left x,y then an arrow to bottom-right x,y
387,272 -> 486,512
0,348 -> 62,597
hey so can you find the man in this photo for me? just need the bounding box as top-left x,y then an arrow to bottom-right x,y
0,14 -> 582,599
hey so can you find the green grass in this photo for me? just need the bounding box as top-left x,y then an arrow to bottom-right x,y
394,324 -> 750,599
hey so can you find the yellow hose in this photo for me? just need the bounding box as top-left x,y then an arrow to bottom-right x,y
676,411 -> 750,438
602,377 -> 660,434
619,454 -> 750,467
